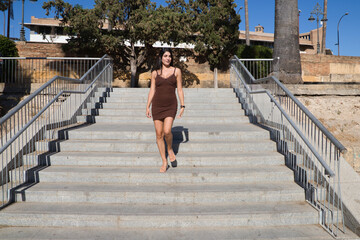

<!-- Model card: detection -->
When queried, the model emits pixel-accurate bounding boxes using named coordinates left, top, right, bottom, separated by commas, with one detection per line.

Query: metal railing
left=0, top=55, right=112, bottom=208
left=0, top=57, right=100, bottom=84
left=238, top=58, right=273, bottom=79
left=231, top=56, right=345, bottom=237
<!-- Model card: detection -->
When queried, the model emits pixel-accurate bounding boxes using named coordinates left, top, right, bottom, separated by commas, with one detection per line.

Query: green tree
left=0, top=0, right=9, bottom=11
left=273, top=0, right=302, bottom=83
left=189, top=0, right=240, bottom=84
left=43, top=0, right=184, bottom=87
left=236, top=44, right=272, bottom=59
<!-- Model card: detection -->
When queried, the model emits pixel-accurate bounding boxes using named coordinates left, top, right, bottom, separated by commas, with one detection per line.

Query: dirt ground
left=297, top=96, right=360, bottom=174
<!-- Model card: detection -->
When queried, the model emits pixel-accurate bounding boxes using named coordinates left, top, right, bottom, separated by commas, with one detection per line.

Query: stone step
left=0, top=201, right=319, bottom=228
left=77, top=115, right=250, bottom=124
left=23, top=182, right=304, bottom=204
left=107, top=87, right=234, bottom=93
left=91, top=108, right=245, bottom=117
left=95, top=102, right=244, bottom=110
left=94, top=96, right=239, bottom=104
left=38, top=139, right=277, bottom=153
left=46, top=151, right=284, bottom=167
left=100, top=93, right=238, bottom=100
left=36, top=166, right=294, bottom=184
left=64, top=123, right=268, bottom=141
left=0, top=225, right=343, bottom=240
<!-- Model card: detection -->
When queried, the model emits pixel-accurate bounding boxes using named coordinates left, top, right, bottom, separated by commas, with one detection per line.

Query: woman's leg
left=163, top=117, right=176, bottom=162
left=154, top=120, right=168, bottom=172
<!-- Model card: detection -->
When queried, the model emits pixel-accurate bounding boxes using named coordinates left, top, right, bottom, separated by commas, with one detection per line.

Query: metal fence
left=0, top=57, right=100, bottom=84
left=238, top=58, right=274, bottom=79
left=0, top=55, right=112, bottom=208
left=231, top=56, right=345, bottom=237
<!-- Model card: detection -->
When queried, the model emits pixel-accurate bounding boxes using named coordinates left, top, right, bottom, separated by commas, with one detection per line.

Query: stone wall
left=301, top=54, right=360, bottom=83
left=16, top=41, right=68, bottom=58
left=286, top=83, right=360, bottom=174
left=16, top=42, right=229, bottom=88
left=114, top=57, right=229, bottom=88
left=16, top=42, right=360, bottom=87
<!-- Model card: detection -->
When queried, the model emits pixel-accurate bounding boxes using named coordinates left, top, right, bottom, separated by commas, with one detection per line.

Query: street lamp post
left=336, top=12, right=349, bottom=56
left=308, top=3, right=327, bottom=54
left=20, top=0, right=25, bottom=41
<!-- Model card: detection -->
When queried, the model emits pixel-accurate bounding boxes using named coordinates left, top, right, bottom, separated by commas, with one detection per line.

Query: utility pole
left=321, top=0, right=327, bottom=54
left=245, top=0, right=250, bottom=46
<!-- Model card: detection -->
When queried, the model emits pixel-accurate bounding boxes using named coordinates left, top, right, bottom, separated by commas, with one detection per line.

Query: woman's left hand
left=177, top=107, right=184, bottom=118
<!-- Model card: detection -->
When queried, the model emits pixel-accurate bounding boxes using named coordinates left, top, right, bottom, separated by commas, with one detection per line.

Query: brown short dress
left=151, top=68, right=178, bottom=121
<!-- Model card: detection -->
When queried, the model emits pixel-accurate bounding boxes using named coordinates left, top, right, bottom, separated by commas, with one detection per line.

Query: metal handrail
left=0, top=55, right=108, bottom=125
left=0, top=57, right=101, bottom=60
left=0, top=63, right=110, bottom=155
left=0, top=56, right=101, bottom=85
left=255, top=76, right=347, bottom=153
left=232, top=65, right=334, bottom=176
left=1, top=54, right=112, bottom=208
left=236, top=55, right=346, bottom=153
left=231, top=56, right=345, bottom=237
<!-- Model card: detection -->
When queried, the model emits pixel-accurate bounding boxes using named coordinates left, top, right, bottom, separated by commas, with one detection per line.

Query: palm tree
left=245, top=0, right=249, bottom=46
left=0, top=0, right=8, bottom=35
left=321, top=0, right=327, bottom=54
left=273, top=0, right=302, bottom=83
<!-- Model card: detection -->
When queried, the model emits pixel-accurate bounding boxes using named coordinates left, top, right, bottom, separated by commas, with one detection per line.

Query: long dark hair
left=153, top=48, right=174, bottom=74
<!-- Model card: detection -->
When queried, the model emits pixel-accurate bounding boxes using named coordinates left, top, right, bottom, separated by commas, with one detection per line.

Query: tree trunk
left=245, top=0, right=250, bottom=46
left=130, top=43, right=138, bottom=88
left=3, top=11, right=5, bottom=36
left=321, top=0, right=327, bottom=54
left=273, top=0, right=302, bottom=84
left=7, top=0, right=10, bottom=38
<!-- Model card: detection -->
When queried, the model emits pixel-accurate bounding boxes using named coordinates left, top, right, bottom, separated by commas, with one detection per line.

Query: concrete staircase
left=0, top=88, right=355, bottom=239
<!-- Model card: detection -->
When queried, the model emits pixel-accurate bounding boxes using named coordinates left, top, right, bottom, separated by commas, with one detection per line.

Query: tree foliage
left=0, top=35, right=19, bottom=57
left=43, top=0, right=194, bottom=87
left=236, top=44, right=272, bottom=59
left=42, top=0, right=240, bottom=86
left=189, top=0, right=240, bottom=71
left=0, top=0, right=9, bottom=12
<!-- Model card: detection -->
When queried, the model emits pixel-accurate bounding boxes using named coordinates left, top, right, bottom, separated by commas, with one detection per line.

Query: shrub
left=0, top=35, right=19, bottom=57
left=235, top=44, right=273, bottom=78
left=236, top=44, right=272, bottom=59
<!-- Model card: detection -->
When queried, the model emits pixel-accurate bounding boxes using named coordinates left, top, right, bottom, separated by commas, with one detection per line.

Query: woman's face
left=161, top=51, right=172, bottom=67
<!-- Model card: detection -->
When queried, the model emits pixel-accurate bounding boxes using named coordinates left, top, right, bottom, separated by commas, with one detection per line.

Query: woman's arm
left=146, top=71, right=157, bottom=118
left=175, top=68, right=185, bottom=118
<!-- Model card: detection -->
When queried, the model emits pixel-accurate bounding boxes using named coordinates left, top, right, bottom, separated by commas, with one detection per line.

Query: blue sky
left=1, top=0, right=359, bottom=56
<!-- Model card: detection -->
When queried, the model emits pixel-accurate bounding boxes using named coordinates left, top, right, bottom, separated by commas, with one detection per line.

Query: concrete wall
left=301, top=54, right=360, bottom=83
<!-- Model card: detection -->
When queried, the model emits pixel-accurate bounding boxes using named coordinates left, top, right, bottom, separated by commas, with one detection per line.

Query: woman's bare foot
left=160, top=163, right=169, bottom=173
left=168, top=149, right=177, bottom=162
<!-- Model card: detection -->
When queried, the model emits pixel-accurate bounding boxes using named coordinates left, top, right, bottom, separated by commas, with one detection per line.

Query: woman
left=146, top=48, right=185, bottom=173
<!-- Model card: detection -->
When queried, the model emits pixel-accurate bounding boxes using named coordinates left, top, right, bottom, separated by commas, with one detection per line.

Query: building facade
left=24, top=17, right=325, bottom=54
